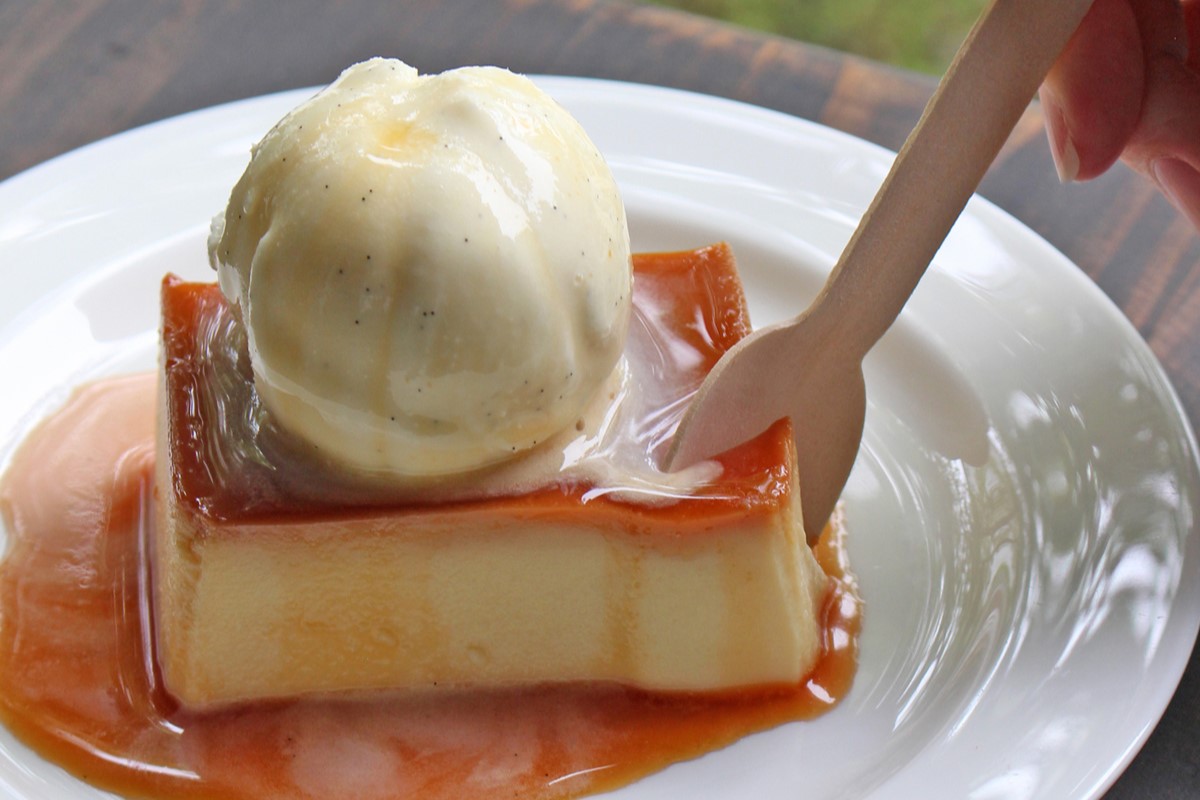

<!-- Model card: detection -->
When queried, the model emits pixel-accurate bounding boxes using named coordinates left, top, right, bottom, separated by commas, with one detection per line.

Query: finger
left=1186, top=0, right=1200, bottom=71
left=1127, top=0, right=1188, bottom=60
left=1040, top=0, right=1144, bottom=181
left=1153, top=156, right=1200, bottom=228
left=1124, top=55, right=1200, bottom=228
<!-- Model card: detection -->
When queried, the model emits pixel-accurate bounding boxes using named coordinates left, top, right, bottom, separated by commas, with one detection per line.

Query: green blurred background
left=647, top=0, right=989, bottom=74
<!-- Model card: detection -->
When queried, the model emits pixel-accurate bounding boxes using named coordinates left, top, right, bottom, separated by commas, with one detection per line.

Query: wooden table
left=1, top=1, right=1196, bottom=797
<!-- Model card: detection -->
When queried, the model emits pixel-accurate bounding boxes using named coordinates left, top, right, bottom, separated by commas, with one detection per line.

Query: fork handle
left=810, top=0, right=1093, bottom=358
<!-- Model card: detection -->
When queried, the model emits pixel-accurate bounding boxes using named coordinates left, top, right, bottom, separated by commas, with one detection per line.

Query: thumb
left=1040, top=0, right=1144, bottom=181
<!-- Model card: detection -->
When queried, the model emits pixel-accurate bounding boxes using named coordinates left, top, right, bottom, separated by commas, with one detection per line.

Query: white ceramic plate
left=1, top=77, right=1197, bottom=800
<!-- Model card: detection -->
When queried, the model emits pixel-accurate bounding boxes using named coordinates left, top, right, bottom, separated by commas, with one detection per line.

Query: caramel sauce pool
left=0, top=377, right=860, bottom=799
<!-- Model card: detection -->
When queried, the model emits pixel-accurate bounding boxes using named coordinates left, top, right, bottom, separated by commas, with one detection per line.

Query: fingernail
left=1041, top=90, right=1079, bottom=183
left=1152, top=158, right=1200, bottom=230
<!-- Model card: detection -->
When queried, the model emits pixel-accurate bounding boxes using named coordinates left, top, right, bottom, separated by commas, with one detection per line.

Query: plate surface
left=1, top=77, right=1198, bottom=800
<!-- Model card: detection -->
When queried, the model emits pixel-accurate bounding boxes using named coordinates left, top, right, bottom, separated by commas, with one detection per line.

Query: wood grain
left=0, top=1, right=1196, bottom=797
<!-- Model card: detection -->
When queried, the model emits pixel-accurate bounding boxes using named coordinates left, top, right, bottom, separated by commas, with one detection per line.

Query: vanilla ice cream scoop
left=209, top=59, right=632, bottom=478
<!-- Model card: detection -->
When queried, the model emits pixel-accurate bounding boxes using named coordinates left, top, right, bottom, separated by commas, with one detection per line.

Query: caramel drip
left=0, top=376, right=860, bottom=800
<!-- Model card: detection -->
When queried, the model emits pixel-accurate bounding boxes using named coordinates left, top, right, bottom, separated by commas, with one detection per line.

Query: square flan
left=154, top=243, right=830, bottom=709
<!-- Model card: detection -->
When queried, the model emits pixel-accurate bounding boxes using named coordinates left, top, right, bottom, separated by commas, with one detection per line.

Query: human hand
left=1040, top=0, right=1200, bottom=228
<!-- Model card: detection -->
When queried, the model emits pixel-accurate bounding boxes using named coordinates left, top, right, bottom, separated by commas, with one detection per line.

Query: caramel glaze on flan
left=155, top=243, right=829, bottom=709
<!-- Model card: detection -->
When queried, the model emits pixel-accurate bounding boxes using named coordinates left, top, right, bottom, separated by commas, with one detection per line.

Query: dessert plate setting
left=0, top=77, right=1197, bottom=800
